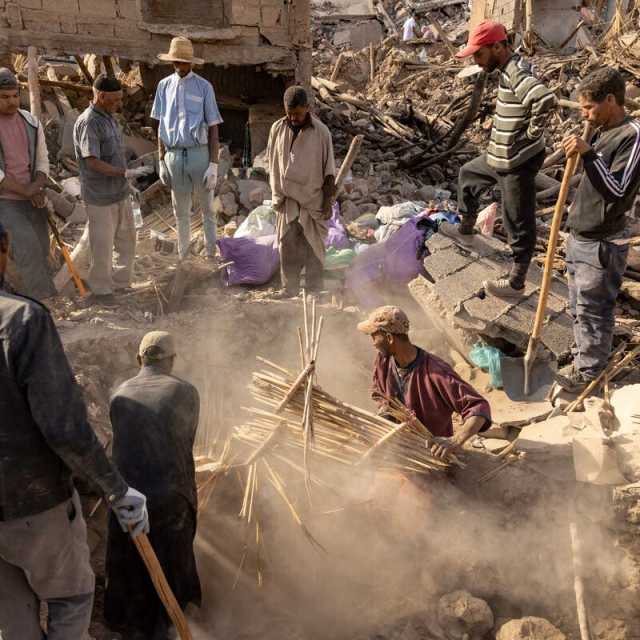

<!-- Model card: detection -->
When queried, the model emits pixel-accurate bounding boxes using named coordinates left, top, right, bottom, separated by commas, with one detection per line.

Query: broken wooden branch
left=27, top=46, right=41, bottom=122
left=74, top=55, right=94, bottom=85
left=335, top=134, right=364, bottom=197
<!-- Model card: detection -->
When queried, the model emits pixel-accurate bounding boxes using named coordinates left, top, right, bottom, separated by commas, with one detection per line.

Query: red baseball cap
left=456, top=20, right=508, bottom=58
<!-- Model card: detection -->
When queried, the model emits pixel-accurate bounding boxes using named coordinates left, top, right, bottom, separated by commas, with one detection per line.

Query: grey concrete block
left=434, top=261, right=502, bottom=310
left=423, top=247, right=471, bottom=281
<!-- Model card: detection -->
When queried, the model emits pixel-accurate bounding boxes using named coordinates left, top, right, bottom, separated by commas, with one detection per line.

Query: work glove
left=158, top=159, right=171, bottom=188
left=111, top=487, right=150, bottom=539
left=203, top=162, right=219, bottom=191
left=125, top=165, right=154, bottom=180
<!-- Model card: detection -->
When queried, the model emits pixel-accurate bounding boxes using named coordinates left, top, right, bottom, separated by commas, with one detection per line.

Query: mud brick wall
left=0, top=0, right=310, bottom=75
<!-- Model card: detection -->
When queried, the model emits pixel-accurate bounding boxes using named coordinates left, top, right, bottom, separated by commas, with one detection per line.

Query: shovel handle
left=530, top=122, right=593, bottom=341
left=47, top=210, right=87, bottom=297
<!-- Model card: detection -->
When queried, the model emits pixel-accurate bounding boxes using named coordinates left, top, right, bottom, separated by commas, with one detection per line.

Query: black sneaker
left=555, top=366, right=591, bottom=393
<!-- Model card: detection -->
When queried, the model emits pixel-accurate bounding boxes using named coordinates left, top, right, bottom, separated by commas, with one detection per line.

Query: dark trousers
left=280, top=219, right=324, bottom=293
left=566, top=234, right=629, bottom=379
left=457, top=151, right=544, bottom=267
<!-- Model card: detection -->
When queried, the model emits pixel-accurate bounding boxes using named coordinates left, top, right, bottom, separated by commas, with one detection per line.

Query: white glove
left=111, top=487, right=150, bottom=538
left=203, top=162, right=219, bottom=191
left=158, top=159, right=171, bottom=187
left=125, top=165, right=154, bottom=180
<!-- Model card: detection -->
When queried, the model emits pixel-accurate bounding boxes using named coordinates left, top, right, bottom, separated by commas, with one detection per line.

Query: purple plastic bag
left=217, top=234, right=280, bottom=287
left=346, top=215, right=432, bottom=308
left=325, top=202, right=351, bottom=250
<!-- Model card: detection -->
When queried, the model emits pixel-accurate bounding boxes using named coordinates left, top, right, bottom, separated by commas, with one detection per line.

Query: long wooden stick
left=275, top=361, right=315, bottom=414
left=523, top=122, right=593, bottom=395
left=330, top=53, right=345, bottom=83
left=369, top=43, right=375, bottom=83
left=334, top=135, right=364, bottom=198
left=569, top=500, right=592, bottom=640
left=130, top=531, right=193, bottom=640
left=27, top=46, right=41, bottom=122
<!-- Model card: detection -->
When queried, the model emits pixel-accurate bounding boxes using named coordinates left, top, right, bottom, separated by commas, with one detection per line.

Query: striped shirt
left=569, top=116, right=640, bottom=240
left=487, top=53, right=556, bottom=171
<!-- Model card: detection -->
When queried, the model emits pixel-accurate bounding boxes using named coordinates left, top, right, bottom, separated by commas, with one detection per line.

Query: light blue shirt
left=150, top=71, right=223, bottom=149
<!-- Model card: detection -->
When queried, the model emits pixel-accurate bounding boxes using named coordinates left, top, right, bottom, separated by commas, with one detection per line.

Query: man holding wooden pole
left=268, top=86, right=336, bottom=298
left=556, top=68, right=640, bottom=393
left=0, top=220, right=149, bottom=640
left=451, top=21, right=556, bottom=299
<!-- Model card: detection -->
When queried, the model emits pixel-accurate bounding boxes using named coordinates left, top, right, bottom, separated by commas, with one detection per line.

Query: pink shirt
left=0, top=113, right=30, bottom=200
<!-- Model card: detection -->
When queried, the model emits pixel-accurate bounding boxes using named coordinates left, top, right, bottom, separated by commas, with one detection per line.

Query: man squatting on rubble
left=358, top=306, right=492, bottom=460
left=268, top=86, right=336, bottom=298
left=152, top=36, right=223, bottom=262
left=0, top=220, right=149, bottom=639
left=105, top=331, right=201, bottom=639
left=0, top=68, right=56, bottom=301
left=556, top=67, right=640, bottom=393
left=73, top=74, right=153, bottom=307
left=453, top=21, right=557, bottom=299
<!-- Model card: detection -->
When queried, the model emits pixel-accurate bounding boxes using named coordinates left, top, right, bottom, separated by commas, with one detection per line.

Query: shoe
left=439, top=220, right=476, bottom=245
left=271, top=288, right=298, bottom=300
left=555, top=365, right=591, bottom=394
left=483, top=278, right=526, bottom=300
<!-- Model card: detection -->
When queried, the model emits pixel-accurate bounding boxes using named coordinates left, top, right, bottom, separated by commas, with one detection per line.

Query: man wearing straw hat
left=152, top=36, right=223, bottom=262
left=358, top=306, right=491, bottom=460
left=105, top=331, right=201, bottom=639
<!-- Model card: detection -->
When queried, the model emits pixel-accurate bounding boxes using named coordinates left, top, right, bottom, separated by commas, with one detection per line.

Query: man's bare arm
left=86, top=157, right=125, bottom=177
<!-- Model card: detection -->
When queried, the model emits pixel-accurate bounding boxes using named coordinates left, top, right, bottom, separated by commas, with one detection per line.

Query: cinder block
left=78, top=0, right=115, bottom=18
left=232, top=0, right=259, bottom=25
left=5, top=3, right=24, bottom=27
left=423, top=247, right=471, bottom=281
left=77, top=19, right=115, bottom=36
left=115, top=0, right=137, bottom=19
left=24, top=17, right=60, bottom=31
left=59, top=17, right=77, bottom=32
left=434, top=261, right=502, bottom=311
left=114, top=20, right=149, bottom=39
left=43, top=0, right=78, bottom=13
left=20, top=0, right=42, bottom=8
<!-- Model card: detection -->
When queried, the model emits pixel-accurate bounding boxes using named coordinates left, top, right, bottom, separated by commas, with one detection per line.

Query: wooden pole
left=569, top=500, right=592, bottom=640
left=74, top=54, right=94, bottom=85
left=131, top=531, right=193, bottom=640
left=330, top=52, right=345, bottom=83
left=27, top=46, right=41, bottom=122
left=369, top=43, right=375, bottom=83
left=426, top=14, right=458, bottom=58
left=334, top=134, right=364, bottom=197
left=102, top=55, right=115, bottom=79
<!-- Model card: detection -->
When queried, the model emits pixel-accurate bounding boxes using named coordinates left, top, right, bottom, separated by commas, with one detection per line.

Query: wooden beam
left=74, top=55, right=94, bottom=85
left=27, top=46, right=41, bottom=122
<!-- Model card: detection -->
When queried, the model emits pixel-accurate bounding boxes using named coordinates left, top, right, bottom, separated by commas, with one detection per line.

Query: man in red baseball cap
left=445, top=20, right=556, bottom=300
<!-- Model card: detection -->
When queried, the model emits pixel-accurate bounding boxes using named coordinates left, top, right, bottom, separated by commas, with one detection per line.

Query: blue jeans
left=566, top=234, right=629, bottom=379
left=165, top=146, right=217, bottom=259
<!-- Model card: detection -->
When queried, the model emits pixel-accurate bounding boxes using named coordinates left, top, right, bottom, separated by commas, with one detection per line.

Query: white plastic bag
left=234, top=205, right=276, bottom=239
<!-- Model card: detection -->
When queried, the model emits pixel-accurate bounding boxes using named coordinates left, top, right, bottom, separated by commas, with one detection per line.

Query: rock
left=416, top=185, right=437, bottom=202
left=249, top=185, right=271, bottom=209
left=339, top=200, right=360, bottom=224
left=437, top=590, right=494, bottom=640
left=593, top=618, right=630, bottom=640
left=358, top=202, right=378, bottom=216
left=213, top=192, right=239, bottom=218
left=496, top=617, right=566, bottom=640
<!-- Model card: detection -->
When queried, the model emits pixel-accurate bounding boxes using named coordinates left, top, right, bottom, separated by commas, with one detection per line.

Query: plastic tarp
left=325, top=203, right=351, bottom=250
left=217, top=234, right=280, bottom=287
left=345, top=215, right=437, bottom=307
left=234, top=205, right=276, bottom=239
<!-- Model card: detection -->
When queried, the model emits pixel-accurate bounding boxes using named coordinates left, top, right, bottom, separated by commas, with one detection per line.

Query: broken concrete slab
left=411, top=230, right=574, bottom=362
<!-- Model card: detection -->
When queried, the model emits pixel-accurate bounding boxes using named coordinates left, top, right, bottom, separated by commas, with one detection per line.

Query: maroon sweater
left=371, top=349, right=492, bottom=437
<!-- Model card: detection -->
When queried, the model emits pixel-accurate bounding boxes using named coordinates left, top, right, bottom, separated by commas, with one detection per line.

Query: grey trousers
left=566, top=234, right=629, bottom=379
left=0, top=198, right=56, bottom=300
left=86, top=198, right=136, bottom=295
left=280, top=219, right=324, bottom=293
left=0, top=491, right=95, bottom=640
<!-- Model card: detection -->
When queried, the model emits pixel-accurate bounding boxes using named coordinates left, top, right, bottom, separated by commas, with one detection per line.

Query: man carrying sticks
left=105, top=331, right=201, bottom=640
left=358, top=306, right=491, bottom=459
left=555, top=68, right=640, bottom=393
left=268, top=86, right=336, bottom=299
left=450, top=21, right=556, bottom=300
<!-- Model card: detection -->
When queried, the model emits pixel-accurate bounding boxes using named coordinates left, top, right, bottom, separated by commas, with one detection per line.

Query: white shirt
left=403, top=16, right=417, bottom=41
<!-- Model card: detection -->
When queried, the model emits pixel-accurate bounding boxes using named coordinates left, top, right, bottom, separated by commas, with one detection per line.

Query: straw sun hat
left=157, top=36, right=205, bottom=65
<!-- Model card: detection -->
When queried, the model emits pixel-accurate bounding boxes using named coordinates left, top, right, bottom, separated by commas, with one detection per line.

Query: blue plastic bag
left=469, top=343, right=503, bottom=389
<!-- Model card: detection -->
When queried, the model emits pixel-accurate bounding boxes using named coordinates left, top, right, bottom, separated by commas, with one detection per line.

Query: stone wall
left=0, top=0, right=311, bottom=76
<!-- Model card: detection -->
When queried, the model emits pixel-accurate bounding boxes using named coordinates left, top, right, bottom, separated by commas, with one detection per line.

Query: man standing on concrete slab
left=268, top=86, right=336, bottom=298
left=452, top=21, right=556, bottom=300
left=556, top=68, right=640, bottom=393
left=105, top=331, right=201, bottom=640
left=73, top=74, right=152, bottom=307
left=358, top=306, right=491, bottom=460
left=0, top=68, right=56, bottom=301
left=152, top=36, right=223, bottom=262
left=0, top=220, right=149, bottom=640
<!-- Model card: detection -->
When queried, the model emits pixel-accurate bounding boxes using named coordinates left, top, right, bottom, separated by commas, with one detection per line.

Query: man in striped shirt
left=453, top=21, right=556, bottom=299
left=556, top=68, right=640, bottom=393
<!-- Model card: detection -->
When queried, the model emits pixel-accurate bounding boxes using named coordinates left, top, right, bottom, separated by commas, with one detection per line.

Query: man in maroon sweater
left=358, top=306, right=492, bottom=459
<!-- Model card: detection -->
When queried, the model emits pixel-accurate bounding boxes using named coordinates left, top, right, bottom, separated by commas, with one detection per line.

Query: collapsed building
left=0, top=0, right=313, bottom=158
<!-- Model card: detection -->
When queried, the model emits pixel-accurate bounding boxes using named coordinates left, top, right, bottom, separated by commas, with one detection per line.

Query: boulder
left=496, top=617, right=566, bottom=640
left=340, top=200, right=361, bottom=224
left=213, top=192, right=239, bottom=218
left=437, top=590, right=494, bottom=640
